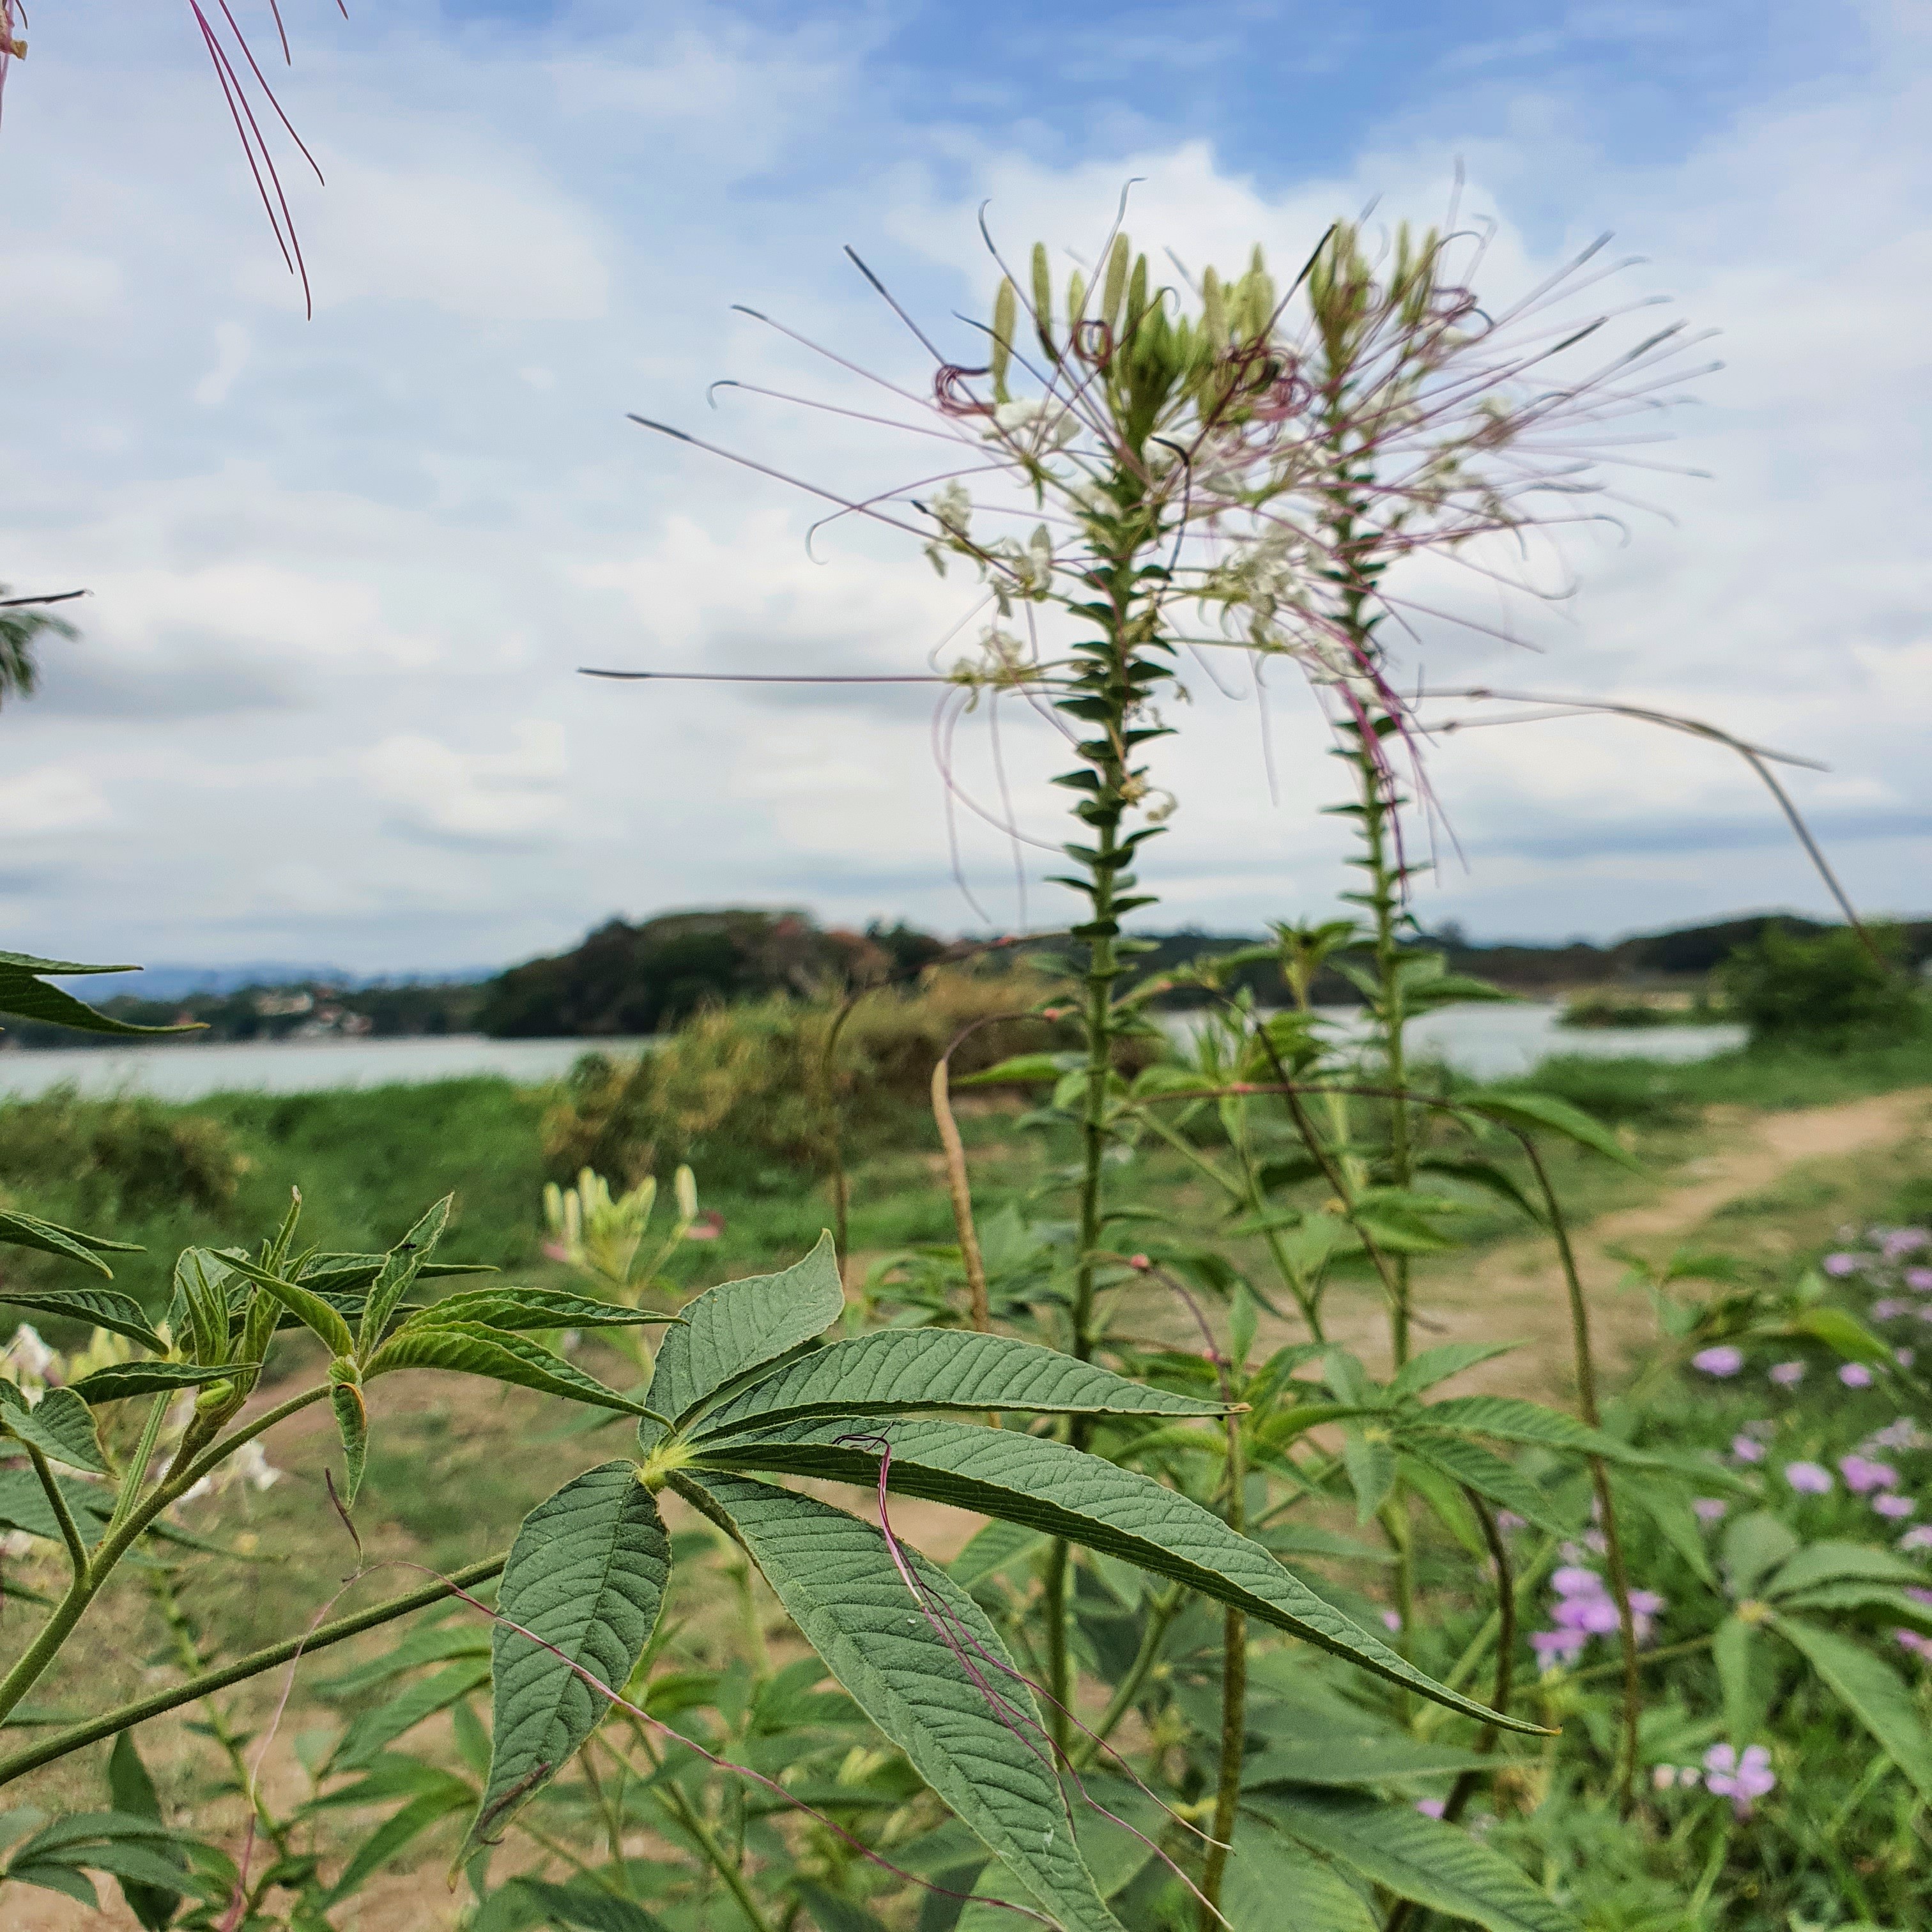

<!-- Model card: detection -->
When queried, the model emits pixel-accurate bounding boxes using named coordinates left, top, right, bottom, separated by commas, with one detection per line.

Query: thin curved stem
left=22, top=1444, right=88, bottom=1581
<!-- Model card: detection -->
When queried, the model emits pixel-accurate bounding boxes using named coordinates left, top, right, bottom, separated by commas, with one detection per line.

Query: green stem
left=0, top=1552, right=507, bottom=1787
left=658, top=1778, right=781, bottom=1932
left=1521, top=1137, right=1643, bottom=1816
left=1199, top=1410, right=1248, bottom=1928
left=1068, top=1586, right=1186, bottom=1773
left=103, top=1393, right=173, bottom=1541
left=22, top=1443, right=88, bottom=1581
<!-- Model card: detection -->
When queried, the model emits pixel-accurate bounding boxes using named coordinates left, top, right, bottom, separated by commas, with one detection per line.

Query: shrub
left=0, top=1087, right=245, bottom=1216
left=541, top=968, right=1067, bottom=1184
left=1718, top=923, right=1922, bottom=1050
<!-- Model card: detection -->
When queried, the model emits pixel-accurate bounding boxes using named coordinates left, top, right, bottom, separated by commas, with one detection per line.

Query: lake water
left=0, top=1006, right=1745, bottom=1103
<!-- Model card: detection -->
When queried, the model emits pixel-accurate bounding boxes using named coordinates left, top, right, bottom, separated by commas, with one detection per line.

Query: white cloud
left=0, top=765, right=111, bottom=836
left=363, top=723, right=569, bottom=843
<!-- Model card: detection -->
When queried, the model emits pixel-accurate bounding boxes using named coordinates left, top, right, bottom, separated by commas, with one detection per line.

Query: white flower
left=231, top=1440, right=283, bottom=1494
left=1, top=1529, right=38, bottom=1560
left=984, top=399, right=1078, bottom=450
left=3, top=1324, right=58, bottom=1391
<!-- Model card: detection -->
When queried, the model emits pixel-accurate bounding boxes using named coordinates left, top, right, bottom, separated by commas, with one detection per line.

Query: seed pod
left=1126, top=252, right=1149, bottom=341
left=1031, top=242, right=1054, bottom=357
left=1066, top=268, right=1087, bottom=330
left=1101, top=233, right=1130, bottom=335
left=991, top=279, right=1016, bottom=400
left=674, top=1163, right=698, bottom=1225
left=1201, top=266, right=1226, bottom=346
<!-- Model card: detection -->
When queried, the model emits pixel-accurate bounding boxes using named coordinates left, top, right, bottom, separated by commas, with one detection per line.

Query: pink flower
left=1768, top=1361, right=1806, bottom=1388
left=1908, top=1268, right=1932, bottom=1292
left=1839, top=1363, right=1876, bottom=1388
left=1413, top=1798, right=1446, bottom=1819
left=684, top=1211, right=726, bottom=1241
left=1895, top=1628, right=1932, bottom=1660
left=1552, top=1565, right=1604, bottom=1597
left=1731, top=1434, right=1767, bottom=1464
left=1874, top=1493, right=1917, bottom=1520
left=1784, top=1461, right=1834, bottom=1495
left=1381, top=1611, right=1402, bottom=1632
left=1691, top=1346, right=1745, bottom=1377
left=1530, top=1628, right=1587, bottom=1666
left=1823, top=1254, right=1862, bottom=1277
left=1883, top=1229, right=1929, bottom=1259
left=1703, top=1742, right=1775, bottom=1818
left=1899, top=1349, right=1917, bottom=1368
left=1898, top=1524, right=1932, bottom=1552
left=1628, top=1588, right=1667, bottom=1643
left=1905, top=1587, right=1932, bottom=1607
left=1872, top=1299, right=1912, bottom=1320
left=1692, top=1497, right=1728, bottom=1524
left=1839, top=1455, right=1899, bottom=1494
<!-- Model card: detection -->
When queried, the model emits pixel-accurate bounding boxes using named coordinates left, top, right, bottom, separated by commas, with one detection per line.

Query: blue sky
left=0, top=0, right=1926, bottom=972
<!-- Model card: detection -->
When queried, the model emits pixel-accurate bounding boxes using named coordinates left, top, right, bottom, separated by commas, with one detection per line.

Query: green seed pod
left=1126, top=252, right=1149, bottom=339
left=991, top=278, right=1016, bottom=401
left=1066, top=268, right=1087, bottom=330
left=1030, top=241, right=1054, bottom=357
left=1101, top=233, right=1130, bottom=336
left=1201, top=266, right=1226, bottom=346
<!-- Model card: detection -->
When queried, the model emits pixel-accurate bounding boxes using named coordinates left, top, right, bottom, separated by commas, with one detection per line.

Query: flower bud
left=1101, top=234, right=1129, bottom=337
left=991, top=279, right=1016, bottom=401
left=675, top=1164, right=698, bottom=1224
left=1030, top=243, right=1054, bottom=357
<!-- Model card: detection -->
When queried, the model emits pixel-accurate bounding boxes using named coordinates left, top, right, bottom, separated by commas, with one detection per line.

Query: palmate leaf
left=1220, top=1816, right=1377, bottom=1932
left=1414, top=1396, right=1687, bottom=1475
left=691, top=1420, right=1539, bottom=1732
left=1772, top=1614, right=1932, bottom=1802
left=691, top=1329, right=1229, bottom=1441
left=1386, top=1342, right=1522, bottom=1400
left=365, top=1322, right=656, bottom=1416
left=0, top=951, right=194, bottom=1038
left=647, top=1232, right=846, bottom=1426
left=0, top=1285, right=164, bottom=1352
left=0, top=1209, right=142, bottom=1278
left=0, top=1468, right=114, bottom=1543
left=1459, top=1089, right=1643, bottom=1173
left=0, top=1386, right=109, bottom=1474
left=477, top=1462, right=670, bottom=1841
left=680, top=1470, right=1125, bottom=1932
left=1248, top=1789, right=1579, bottom=1932
left=400, top=1289, right=679, bottom=1335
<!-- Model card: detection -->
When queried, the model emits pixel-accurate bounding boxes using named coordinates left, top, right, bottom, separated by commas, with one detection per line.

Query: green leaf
left=401, top=1289, right=677, bottom=1334
left=1396, top=1430, right=1567, bottom=1537
left=0, top=1468, right=113, bottom=1544
left=1387, top=1342, right=1522, bottom=1400
left=1250, top=1788, right=1578, bottom=1932
left=1713, top=1615, right=1761, bottom=1748
left=312, top=1624, right=491, bottom=1699
left=358, top=1196, right=454, bottom=1359
left=693, top=1421, right=1539, bottom=1732
left=947, top=1518, right=1048, bottom=1591
left=1611, top=1478, right=1717, bottom=1589
left=172, top=1248, right=237, bottom=1367
left=646, top=1232, right=846, bottom=1425
left=0, top=951, right=194, bottom=1038
left=1722, top=1511, right=1801, bottom=1598
left=691, top=1330, right=1228, bottom=1441
left=4, top=1860, right=100, bottom=1906
left=477, top=1462, right=670, bottom=1841
left=1242, top=1735, right=1496, bottom=1788
left=1777, top=1582, right=1932, bottom=1631
left=365, top=1322, right=656, bottom=1416
left=0, top=1387, right=108, bottom=1474
left=331, top=1659, right=492, bottom=1774
left=956, top=1052, right=1076, bottom=1087
left=1772, top=1614, right=1932, bottom=1801
left=681, top=1471, right=1124, bottom=1932
left=0, top=1285, right=163, bottom=1352
left=332, top=1382, right=369, bottom=1508
left=1416, top=1397, right=1676, bottom=1472
left=1461, top=1090, right=1643, bottom=1173
left=795, top=1878, right=892, bottom=1932
left=107, top=1732, right=181, bottom=1932
left=326, top=1784, right=473, bottom=1907
left=1221, top=1816, right=1376, bottom=1932
left=1340, top=1429, right=1398, bottom=1522
left=67, top=1361, right=236, bottom=1404
left=217, top=1252, right=355, bottom=1359
left=1411, top=1156, right=1545, bottom=1225
left=512, top=1876, right=671, bottom=1932
left=1767, top=1541, right=1931, bottom=1600
left=0, top=1209, right=142, bottom=1278
left=1782, top=1305, right=1894, bottom=1368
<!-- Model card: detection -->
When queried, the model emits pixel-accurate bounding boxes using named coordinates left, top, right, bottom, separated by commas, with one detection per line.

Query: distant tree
left=1717, top=923, right=1922, bottom=1050
left=0, top=587, right=78, bottom=708
left=863, top=919, right=947, bottom=979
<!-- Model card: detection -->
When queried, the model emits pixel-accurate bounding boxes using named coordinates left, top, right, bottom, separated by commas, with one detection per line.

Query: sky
left=1, top=0, right=1927, bottom=975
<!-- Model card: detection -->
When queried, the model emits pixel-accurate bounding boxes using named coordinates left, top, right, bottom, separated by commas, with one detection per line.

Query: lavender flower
left=1899, top=1349, right=1917, bottom=1368
left=1867, top=1418, right=1928, bottom=1452
left=1899, top=1524, right=1932, bottom=1552
left=1823, top=1254, right=1862, bottom=1278
left=1692, top=1497, right=1729, bottom=1525
left=1839, top=1455, right=1900, bottom=1494
left=1692, top=1346, right=1745, bottom=1378
left=1839, top=1363, right=1876, bottom=1388
left=1413, top=1798, right=1446, bottom=1819
left=1767, top=1361, right=1806, bottom=1389
left=1873, top=1493, right=1917, bottom=1520
left=1883, top=1229, right=1929, bottom=1259
left=1703, top=1743, right=1775, bottom=1818
left=1784, top=1461, right=1834, bottom=1495
left=1894, top=1629, right=1932, bottom=1661
left=1908, top=1268, right=1932, bottom=1292
left=1871, top=1299, right=1912, bottom=1321
left=1529, top=1627, right=1588, bottom=1667
left=1731, top=1434, right=1767, bottom=1464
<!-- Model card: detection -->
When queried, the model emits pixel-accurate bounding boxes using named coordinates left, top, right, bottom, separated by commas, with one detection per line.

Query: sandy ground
left=10, top=1087, right=1928, bottom=1929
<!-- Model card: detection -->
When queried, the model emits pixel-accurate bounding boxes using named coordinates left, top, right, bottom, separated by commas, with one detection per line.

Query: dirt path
left=1310, top=1086, right=1932, bottom=1403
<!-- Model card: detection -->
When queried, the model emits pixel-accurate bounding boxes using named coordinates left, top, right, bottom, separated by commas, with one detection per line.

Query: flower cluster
left=1650, top=1744, right=1777, bottom=1817
left=1529, top=1558, right=1664, bottom=1668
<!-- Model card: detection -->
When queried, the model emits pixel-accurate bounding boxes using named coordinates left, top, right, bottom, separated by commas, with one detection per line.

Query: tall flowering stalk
left=627, top=197, right=1705, bottom=1912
